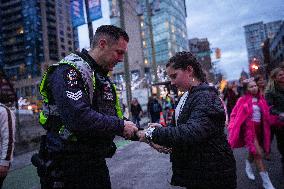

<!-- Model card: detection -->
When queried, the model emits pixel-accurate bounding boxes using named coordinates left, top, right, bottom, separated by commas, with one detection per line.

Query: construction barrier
left=159, top=112, right=166, bottom=127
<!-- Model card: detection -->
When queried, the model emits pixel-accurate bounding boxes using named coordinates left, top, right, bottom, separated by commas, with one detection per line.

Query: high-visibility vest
left=39, top=53, right=123, bottom=141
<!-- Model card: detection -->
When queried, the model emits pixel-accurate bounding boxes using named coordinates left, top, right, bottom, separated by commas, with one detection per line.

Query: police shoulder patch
left=64, top=68, right=80, bottom=87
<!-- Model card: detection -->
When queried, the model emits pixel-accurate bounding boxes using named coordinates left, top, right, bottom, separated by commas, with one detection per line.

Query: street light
left=251, top=64, right=259, bottom=70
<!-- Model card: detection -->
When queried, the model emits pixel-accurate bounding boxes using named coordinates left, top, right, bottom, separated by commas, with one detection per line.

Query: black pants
left=40, top=158, right=111, bottom=189
left=275, top=127, right=284, bottom=164
left=0, top=176, right=6, bottom=189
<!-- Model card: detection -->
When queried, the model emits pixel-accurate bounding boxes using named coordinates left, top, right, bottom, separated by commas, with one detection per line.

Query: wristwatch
left=145, top=127, right=156, bottom=142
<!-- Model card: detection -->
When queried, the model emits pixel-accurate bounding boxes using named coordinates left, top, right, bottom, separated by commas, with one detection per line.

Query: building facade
left=138, top=0, right=188, bottom=82
left=270, top=22, right=284, bottom=70
left=108, top=0, right=144, bottom=89
left=244, top=20, right=283, bottom=67
left=0, top=0, right=75, bottom=101
left=188, top=38, right=212, bottom=72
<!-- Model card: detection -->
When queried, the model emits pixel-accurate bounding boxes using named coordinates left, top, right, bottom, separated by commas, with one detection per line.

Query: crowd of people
left=0, top=24, right=283, bottom=189
left=225, top=65, right=284, bottom=189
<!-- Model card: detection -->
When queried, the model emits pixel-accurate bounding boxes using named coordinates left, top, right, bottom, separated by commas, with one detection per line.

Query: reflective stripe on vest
left=39, top=53, right=123, bottom=138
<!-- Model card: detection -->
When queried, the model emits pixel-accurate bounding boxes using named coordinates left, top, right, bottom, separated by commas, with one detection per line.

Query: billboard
left=88, top=0, right=103, bottom=21
left=71, top=0, right=86, bottom=27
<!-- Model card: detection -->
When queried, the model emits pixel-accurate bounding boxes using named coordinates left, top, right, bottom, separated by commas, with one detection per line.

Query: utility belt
left=41, top=133, right=117, bottom=158
left=32, top=134, right=116, bottom=181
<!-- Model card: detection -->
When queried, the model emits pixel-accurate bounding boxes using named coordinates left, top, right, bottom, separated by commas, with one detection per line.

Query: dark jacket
left=152, top=84, right=236, bottom=189
left=44, top=49, right=125, bottom=158
left=265, top=85, right=284, bottom=115
left=148, top=99, right=162, bottom=120
left=131, top=103, right=142, bottom=117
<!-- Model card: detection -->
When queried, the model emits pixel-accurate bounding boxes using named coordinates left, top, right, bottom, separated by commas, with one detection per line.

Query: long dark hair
left=166, top=51, right=207, bottom=82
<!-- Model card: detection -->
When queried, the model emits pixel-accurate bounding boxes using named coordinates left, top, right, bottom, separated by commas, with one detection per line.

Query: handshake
left=123, top=121, right=172, bottom=154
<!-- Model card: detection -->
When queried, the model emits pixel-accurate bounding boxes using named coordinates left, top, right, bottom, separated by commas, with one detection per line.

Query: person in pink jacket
left=228, top=78, right=275, bottom=189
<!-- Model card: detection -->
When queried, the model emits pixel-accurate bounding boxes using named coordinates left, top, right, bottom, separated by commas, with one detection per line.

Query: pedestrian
left=237, top=77, right=245, bottom=96
left=265, top=66, right=284, bottom=173
left=0, top=102, right=15, bottom=189
left=228, top=78, right=275, bottom=189
left=223, top=81, right=240, bottom=117
left=32, top=25, right=138, bottom=189
left=130, top=98, right=143, bottom=128
left=255, top=74, right=266, bottom=96
left=137, top=51, right=237, bottom=189
left=147, top=95, right=162, bottom=123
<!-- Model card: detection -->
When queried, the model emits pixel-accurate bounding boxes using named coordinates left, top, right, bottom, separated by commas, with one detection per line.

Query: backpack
left=152, top=101, right=162, bottom=113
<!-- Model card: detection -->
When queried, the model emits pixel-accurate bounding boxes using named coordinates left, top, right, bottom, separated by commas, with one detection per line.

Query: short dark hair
left=92, top=25, right=129, bottom=48
left=166, top=51, right=207, bottom=82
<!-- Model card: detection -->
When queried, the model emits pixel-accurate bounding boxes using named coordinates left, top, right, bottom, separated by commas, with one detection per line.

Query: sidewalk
left=3, top=117, right=150, bottom=189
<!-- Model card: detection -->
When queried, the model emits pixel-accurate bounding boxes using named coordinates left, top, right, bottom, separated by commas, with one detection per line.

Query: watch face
left=145, top=127, right=155, bottom=140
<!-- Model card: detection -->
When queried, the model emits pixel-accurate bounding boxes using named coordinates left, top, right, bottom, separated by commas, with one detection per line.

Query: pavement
left=3, top=118, right=284, bottom=189
left=2, top=117, right=150, bottom=189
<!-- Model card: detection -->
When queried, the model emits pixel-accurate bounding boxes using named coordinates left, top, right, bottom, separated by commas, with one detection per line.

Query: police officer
left=34, top=25, right=138, bottom=189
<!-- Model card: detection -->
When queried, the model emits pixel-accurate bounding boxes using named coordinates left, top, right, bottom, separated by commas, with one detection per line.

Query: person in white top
left=0, top=102, right=15, bottom=188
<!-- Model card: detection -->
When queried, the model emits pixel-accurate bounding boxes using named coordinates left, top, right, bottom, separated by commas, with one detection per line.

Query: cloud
left=186, top=0, right=284, bottom=80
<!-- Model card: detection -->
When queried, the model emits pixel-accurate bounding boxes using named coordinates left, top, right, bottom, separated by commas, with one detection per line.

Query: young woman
left=138, top=51, right=236, bottom=189
left=229, top=78, right=274, bottom=189
left=265, top=66, right=284, bottom=172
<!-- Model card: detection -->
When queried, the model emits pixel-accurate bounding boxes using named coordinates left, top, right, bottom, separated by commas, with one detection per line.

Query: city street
left=3, top=132, right=284, bottom=189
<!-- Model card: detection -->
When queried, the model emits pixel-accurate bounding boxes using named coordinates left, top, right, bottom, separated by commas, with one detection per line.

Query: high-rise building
left=270, top=22, right=284, bottom=70
left=138, top=0, right=188, bottom=82
left=188, top=38, right=212, bottom=70
left=244, top=20, right=283, bottom=66
left=0, top=0, right=75, bottom=100
left=108, top=0, right=144, bottom=89
left=188, top=38, right=214, bottom=82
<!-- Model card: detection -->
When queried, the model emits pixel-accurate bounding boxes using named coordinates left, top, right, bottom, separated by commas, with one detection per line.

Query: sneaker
left=259, top=171, right=275, bottom=189
left=245, top=160, right=255, bottom=180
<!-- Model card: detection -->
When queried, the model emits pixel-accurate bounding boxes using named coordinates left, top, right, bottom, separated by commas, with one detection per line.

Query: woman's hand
left=150, top=142, right=172, bottom=154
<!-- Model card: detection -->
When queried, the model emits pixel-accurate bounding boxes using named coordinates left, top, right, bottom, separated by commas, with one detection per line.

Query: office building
left=244, top=20, right=283, bottom=66
left=138, top=0, right=188, bottom=82
left=188, top=38, right=212, bottom=71
left=270, top=22, right=284, bottom=70
left=0, top=0, right=75, bottom=101
left=108, top=0, right=144, bottom=89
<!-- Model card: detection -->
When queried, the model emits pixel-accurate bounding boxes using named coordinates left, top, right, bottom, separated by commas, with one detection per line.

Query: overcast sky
left=78, top=0, right=284, bottom=80
left=185, top=0, right=284, bottom=80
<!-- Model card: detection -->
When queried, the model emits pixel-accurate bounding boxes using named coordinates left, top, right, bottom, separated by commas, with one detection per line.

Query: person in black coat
left=265, top=66, right=284, bottom=172
left=137, top=51, right=237, bottom=189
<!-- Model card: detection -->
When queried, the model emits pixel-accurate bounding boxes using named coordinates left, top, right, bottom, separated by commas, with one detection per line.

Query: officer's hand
left=123, top=121, right=138, bottom=140
left=0, top=165, right=9, bottom=177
